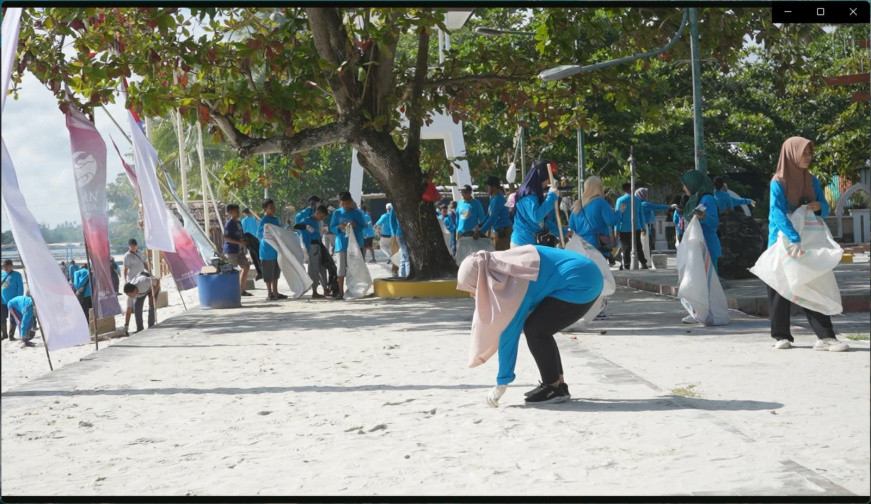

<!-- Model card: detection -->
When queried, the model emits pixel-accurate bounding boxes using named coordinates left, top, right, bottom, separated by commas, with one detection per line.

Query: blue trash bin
left=197, top=271, right=242, bottom=309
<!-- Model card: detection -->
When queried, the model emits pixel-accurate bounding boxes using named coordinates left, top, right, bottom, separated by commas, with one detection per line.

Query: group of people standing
left=458, top=135, right=850, bottom=408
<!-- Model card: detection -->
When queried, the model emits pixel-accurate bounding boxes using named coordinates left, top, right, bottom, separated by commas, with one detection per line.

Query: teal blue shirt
left=614, top=194, right=647, bottom=232
left=714, top=190, right=751, bottom=212
left=480, top=193, right=512, bottom=233
left=568, top=197, right=621, bottom=247
left=6, top=295, right=34, bottom=337
left=510, top=192, right=559, bottom=246
left=73, top=268, right=91, bottom=297
left=495, top=246, right=604, bottom=385
left=767, top=177, right=828, bottom=247
left=1, top=270, right=24, bottom=305
left=376, top=211, right=393, bottom=237
left=456, top=199, right=485, bottom=234
left=257, top=215, right=281, bottom=260
left=241, top=215, right=259, bottom=236
left=330, top=208, right=367, bottom=252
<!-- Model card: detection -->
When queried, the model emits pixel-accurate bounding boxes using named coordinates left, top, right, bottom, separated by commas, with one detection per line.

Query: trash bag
left=749, top=206, right=843, bottom=315
left=505, top=162, right=517, bottom=184
left=564, top=235, right=615, bottom=296
left=455, top=235, right=495, bottom=266
left=344, top=234, right=372, bottom=299
left=640, top=229, right=654, bottom=269
left=437, top=217, right=452, bottom=252
left=261, top=223, right=311, bottom=299
left=676, top=218, right=730, bottom=326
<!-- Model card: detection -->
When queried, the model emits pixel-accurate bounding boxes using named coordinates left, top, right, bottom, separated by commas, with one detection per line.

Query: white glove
left=486, top=385, right=507, bottom=407
left=619, top=204, right=627, bottom=213
left=548, top=186, right=559, bottom=196
left=306, top=225, right=315, bottom=233
left=786, top=241, right=803, bottom=258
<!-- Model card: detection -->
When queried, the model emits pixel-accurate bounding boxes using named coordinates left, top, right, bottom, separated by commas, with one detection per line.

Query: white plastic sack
left=294, top=230, right=309, bottom=264
left=749, top=206, right=843, bottom=315
left=262, top=223, right=311, bottom=299
left=344, top=232, right=373, bottom=299
left=641, top=230, right=654, bottom=269
left=455, top=235, right=495, bottom=266
left=564, top=235, right=616, bottom=296
left=676, top=218, right=730, bottom=326
left=438, top=217, right=452, bottom=252
left=505, top=162, right=517, bottom=184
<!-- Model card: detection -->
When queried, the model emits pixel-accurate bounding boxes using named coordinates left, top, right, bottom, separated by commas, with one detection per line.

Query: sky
left=2, top=71, right=131, bottom=229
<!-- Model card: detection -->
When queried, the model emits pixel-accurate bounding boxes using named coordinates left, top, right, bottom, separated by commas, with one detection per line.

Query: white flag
left=127, top=111, right=176, bottom=252
left=1, top=7, right=22, bottom=113
left=1, top=140, right=91, bottom=350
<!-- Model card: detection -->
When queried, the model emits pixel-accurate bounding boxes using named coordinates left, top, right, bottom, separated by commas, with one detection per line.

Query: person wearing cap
left=2, top=259, right=24, bottom=340
left=5, top=295, right=36, bottom=346
left=510, top=160, right=562, bottom=247
left=123, top=239, right=149, bottom=282
left=329, top=191, right=367, bottom=299
left=456, top=185, right=486, bottom=241
left=241, top=208, right=264, bottom=281
left=481, top=176, right=513, bottom=251
left=123, top=271, right=158, bottom=334
left=375, top=203, right=395, bottom=264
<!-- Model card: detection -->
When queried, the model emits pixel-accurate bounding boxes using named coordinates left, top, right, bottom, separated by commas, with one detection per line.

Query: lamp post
left=688, top=8, right=707, bottom=174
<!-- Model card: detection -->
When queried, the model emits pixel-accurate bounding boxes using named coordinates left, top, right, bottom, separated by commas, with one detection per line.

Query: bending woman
left=767, top=137, right=848, bottom=352
left=510, top=160, right=561, bottom=247
left=457, top=245, right=604, bottom=406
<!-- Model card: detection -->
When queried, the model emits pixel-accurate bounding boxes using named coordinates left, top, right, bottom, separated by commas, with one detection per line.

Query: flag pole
left=83, top=241, right=98, bottom=351
left=21, top=268, right=54, bottom=371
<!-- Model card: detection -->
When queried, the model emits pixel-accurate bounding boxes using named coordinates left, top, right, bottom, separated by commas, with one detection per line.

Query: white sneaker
left=813, top=338, right=849, bottom=352
left=773, top=339, right=792, bottom=349
left=682, top=315, right=697, bottom=324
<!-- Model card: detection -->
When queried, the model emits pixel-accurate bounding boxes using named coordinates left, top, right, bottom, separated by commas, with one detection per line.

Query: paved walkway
left=2, top=280, right=868, bottom=497
left=613, top=262, right=870, bottom=315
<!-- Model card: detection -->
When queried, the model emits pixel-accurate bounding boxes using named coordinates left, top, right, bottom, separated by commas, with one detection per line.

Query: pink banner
left=65, top=104, right=121, bottom=318
left=112, top=141, right=203, bottom=291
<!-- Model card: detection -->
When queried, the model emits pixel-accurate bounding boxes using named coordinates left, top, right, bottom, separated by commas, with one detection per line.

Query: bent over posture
left=457, top=245, right=603, bottom=407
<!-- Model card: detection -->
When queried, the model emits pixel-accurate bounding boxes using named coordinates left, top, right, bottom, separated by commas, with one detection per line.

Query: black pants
left=134, top=293, right=155, bottom=333
left=79, top=296, right=92, bottom=318
left=243, top=233, right=263, bottom=278
left=523, top=296, right=600, bottom=385
left=619, top=231, right=647, bottom=268
left=767, top=287, right=835, bottom=341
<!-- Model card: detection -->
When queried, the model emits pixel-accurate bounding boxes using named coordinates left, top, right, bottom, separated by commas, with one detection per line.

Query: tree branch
left=305, top=7, right=361, bottom=114
left=403, top=25, right=430, bottom=161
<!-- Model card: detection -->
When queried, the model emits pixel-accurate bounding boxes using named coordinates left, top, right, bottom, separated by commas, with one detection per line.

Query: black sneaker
left=525, top=384, right=569, bottom=404
left=22, top=339, right=36, bottom=347
left=559, top=382, right=570, bottom=400
left=524, top=382, right=546, bottom=398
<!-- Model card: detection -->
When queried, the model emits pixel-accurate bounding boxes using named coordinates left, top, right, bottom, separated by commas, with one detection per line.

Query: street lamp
left=474, top=27, right=535, bottom=37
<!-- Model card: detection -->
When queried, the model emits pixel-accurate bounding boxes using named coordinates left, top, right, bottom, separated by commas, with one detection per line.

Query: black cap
left=461, top=184, right=473, bottom=193
left=128, top=239, right=138, bottom=246
left=486, top=176, right=501, bottom=187
left=307, top=195, right=321, bottom=204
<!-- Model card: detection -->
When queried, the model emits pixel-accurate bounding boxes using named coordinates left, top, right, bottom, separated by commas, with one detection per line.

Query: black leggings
left=767, top=287, right=835, bottom=341
left=523, top=296, right=599, bottom=385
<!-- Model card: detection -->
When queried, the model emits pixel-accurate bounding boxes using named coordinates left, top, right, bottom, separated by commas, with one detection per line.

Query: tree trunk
left=353, top=132, right=457, bottom=281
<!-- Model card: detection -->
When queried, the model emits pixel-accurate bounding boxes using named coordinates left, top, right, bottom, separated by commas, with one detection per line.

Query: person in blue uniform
left=240, top=208, right=263, bottom=281
left=439, top=203, right=457, bottom=256
left=457, top=245, right=603, bottom=406
left=257, top=199, right=286, bottom=301
left=481, top=177, right=513, bottom=251
left=510, top=160, right=561, bottom=247
left=568, top=176, right=624, bottom=265
left=766, top=137, right=848, bottom=352
left=2, top=259, right=24, bottom=340
left=681, top=170, right=721, bottom=273
left=329, top=192, right=367, bottom=299
left=294, top=204, right=331, bottom=299
left=6, top=295, right=36, bottom=346
left=361, top=205, right=377, bottom=263
left=375, top=203, right=394, bottom=264
left=72, top=266, right=92, bottom=317
left=67, top=260, right=78, bottom=285
left=614, top=183, right=649, bottom=269
left=456, top=184, right=486, bottom=240
left=387, top=203, right=410, bottom=278
left=713, top=177, right=754, bottom=213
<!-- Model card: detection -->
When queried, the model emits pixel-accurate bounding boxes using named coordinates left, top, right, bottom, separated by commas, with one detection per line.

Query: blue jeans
left=397, top=235, right=410, bottom=278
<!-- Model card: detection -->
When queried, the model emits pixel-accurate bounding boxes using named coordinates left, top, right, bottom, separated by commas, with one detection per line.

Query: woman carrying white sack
left=456, top=245, right=603, bottom=407
left=765, top=137, right=848, bottom=352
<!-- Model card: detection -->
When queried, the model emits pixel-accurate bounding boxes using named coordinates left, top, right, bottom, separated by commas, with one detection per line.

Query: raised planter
left=373, top=278, right=467, bottom=298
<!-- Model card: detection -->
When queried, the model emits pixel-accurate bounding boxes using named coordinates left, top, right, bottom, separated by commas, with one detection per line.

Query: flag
left=127, top=110, right=176, bottom=252
left=1, top=140, right=92, bottom=350
left=112, top=140, right=203, bottom=290
left=65, top=102, right=122, bottom=318
left=1, top=8, right=22, bottom=113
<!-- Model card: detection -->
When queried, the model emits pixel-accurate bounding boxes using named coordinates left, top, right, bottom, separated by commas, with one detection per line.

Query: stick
left=83, top=243, right=97, bottom=351
left=21, top=269, right=53, bottom=371
left=547, top=165, right=566, bottom=248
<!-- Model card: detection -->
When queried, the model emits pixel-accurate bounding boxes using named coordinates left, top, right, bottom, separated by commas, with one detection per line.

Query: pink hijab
left=456, top=245, right=540, bottom=368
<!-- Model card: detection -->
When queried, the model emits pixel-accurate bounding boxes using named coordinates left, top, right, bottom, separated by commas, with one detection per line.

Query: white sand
left=1, top=257, right=868, bottom=496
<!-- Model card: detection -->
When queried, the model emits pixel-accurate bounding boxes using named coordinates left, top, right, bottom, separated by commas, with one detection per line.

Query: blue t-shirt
left=73, top=268, right=91, bottom=297
left=6, top=295, right=34, bottom=336
left=456, top=199, right=485, bottom=234
left=1, top=270, right=24, bottom=305
left=714, top=190, right=751, bottom=213
left=376, top=212, right=393, bottom=237
left=495, top=246, right=604, bottom=385
left=614, top=194, right=647, bottom=232
left=241, top=215, right=259, bottom=236
left=767, top=177, right=828, bottom=248
left=68, top=263, right=78, bottom=280
left=388, top=209, right=404, bottom=238
left=510, top=192, right=559, bottom=246
left=691, top=194, right=721, bottom=259
left=257, top=215, right=281, bottom=260
left=362, top=213, right=376, bottom=239
left=223, top=219, right=243, bottom=254
left=568, top=197, right=621, bottom=247
left=330, top=208, right=367, bottom=252
left=481, top=193, right=512, bottom=233
left=673, top=209, right=685, bottom=236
